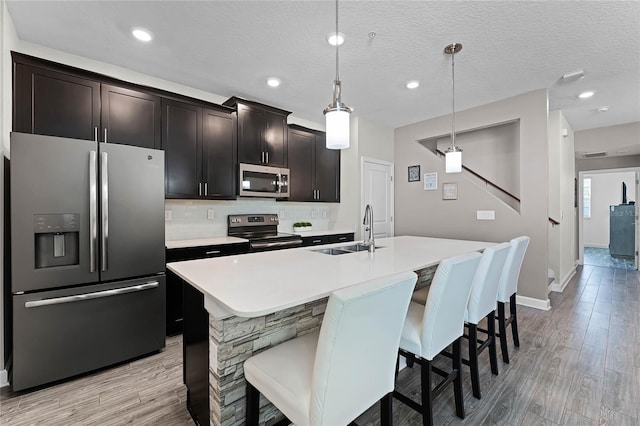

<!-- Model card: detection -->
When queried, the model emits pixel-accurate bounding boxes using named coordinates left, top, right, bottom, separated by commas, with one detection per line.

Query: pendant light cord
left=451, top=44, right=456, bottom=148
left=335, top=0, right=340, bottom=82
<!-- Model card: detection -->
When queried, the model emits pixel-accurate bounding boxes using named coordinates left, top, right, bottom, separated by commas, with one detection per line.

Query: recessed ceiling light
left=597, top=106, right=609, bottom=112
left=132, top=27, right=153, bottom=42
left=578, top=91, right=595, bottom=99
left=327, top=32, right=345, bottom=46
left=406, top=80, right=420, bottom=89
left=266, top=78, right=281, bottom=88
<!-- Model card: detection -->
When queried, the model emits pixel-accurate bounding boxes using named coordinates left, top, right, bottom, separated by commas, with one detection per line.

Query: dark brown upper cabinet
left=101, top=84, right=161, bottom=149
left=13, top=62, right=100, bottom=141
left=222, top=97, right=290, bottom=168
left=162, top=98, right=236, bottom=200
left=287, top=125, right=340, bottom=202
left=13, top=53, right=160, bottom=150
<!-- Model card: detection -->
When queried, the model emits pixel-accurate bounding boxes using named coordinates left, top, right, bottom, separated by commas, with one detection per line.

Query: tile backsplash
left=165, top=199, right=340, bottom=241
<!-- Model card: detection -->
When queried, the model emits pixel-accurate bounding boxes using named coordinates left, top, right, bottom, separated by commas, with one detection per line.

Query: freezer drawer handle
left=24, top=282, right=159, bottom=308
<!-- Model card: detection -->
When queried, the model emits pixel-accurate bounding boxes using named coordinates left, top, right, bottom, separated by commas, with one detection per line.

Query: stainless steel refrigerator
left=9, top=132, right=166, bottom=391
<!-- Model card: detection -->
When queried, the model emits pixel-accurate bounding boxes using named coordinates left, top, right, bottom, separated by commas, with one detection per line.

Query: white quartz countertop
left=167, top=236, right=495, bottom=318
left=165, top=236, right=248, bottom=249
left=293, top=228, right=354, bottom=237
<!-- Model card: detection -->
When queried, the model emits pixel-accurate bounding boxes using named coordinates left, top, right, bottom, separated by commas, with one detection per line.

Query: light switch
left=165, top=210, right=173, bottom=221
left=279, top=210, right=286, bottom=219
left=476, top=210, right=495, bottom=220
left=207, top=209, right=215, bottom=220
left=311, top=209, right=316, bottom=218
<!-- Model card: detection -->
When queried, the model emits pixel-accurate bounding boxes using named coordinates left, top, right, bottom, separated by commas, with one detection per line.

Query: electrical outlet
left=207, top=209, right=215, bottom=220
left=322, top=209, right=328, bottom=219
left=165, top=210, right=173, bottom=221
left=476, top=210, right=495, bottom=220
left=311, top=209, right=316, bottom=218
left=279, top=210, right=286, bottom=219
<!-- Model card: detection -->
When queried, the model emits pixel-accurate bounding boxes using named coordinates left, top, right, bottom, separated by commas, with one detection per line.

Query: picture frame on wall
left=408, top=165, right=420, bottom=182
left=442, top=182, right=458, bottom=200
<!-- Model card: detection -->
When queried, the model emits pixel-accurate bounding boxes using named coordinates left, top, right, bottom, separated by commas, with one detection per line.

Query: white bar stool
left=496, top=236, right=530, bottom=363
left=394, top=252, right=481, bottom=426
left=244, top=271, right=418, bottom=426
left=463, top=242, right=511, bottom=399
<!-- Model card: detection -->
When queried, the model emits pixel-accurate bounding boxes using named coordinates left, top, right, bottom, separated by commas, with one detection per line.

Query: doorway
left=578, top=168, right=639, bottom=270
left=361, top=157, right=394, bottom=238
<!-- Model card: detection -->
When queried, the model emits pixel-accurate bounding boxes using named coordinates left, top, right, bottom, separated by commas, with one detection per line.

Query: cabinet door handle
left=312, top=239, right=322, bottom=243
left=204, top=182, right=208, bottom=196
left=266, top=151, right=269, bottom=164
left=205, top=250, right=221, bottom=256
left=104, top=128, right=108, bottom=144
left=338, top=237, right=347, bottom=241
left=261, top=152, right=265, bottom=163
left=199, top=183, right=202, bottom=196
left=317, top=189, right=320, bottom=200
left=94, top=127, right=98, bottom=142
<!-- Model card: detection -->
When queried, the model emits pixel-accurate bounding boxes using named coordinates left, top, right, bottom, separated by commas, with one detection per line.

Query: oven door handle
left=250, top=240, right=302, bottom=250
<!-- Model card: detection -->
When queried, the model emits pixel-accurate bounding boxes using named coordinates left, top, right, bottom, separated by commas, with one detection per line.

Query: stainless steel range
left=228, top=214, right=303, bottom=252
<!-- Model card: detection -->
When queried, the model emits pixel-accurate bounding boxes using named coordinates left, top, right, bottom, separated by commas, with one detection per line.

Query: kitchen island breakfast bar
left=167, top=236, right=495, bottom=426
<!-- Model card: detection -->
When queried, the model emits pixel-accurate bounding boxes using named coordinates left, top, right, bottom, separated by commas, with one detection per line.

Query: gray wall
left=576, top=155, right=640, bottom=172
left=395, top=89, right=550, bottom=304
left=547, top=110, right=577, bottom=288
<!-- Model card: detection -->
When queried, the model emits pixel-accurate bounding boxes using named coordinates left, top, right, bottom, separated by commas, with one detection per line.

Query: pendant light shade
left=445, top=148, right=462, bottom=173
left=444, top=42, right=462, bottom=173
left=324, top=0, right=351, bottom=150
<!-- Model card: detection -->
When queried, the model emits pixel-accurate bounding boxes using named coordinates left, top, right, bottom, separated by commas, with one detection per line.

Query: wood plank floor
left=1, top=264, right=638, bottom=425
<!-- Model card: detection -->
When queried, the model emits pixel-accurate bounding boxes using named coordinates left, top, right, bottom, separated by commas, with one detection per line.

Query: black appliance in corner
left=227, top=213, right=302, bottom=251
left=8, top=132, right=166, bottom=391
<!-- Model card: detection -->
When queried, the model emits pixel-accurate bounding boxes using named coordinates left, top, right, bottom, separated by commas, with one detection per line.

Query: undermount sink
left=310, top=243, right=384, bottom=255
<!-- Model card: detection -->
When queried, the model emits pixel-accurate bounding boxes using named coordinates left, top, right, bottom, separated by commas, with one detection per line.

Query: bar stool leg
left=510, top=293, right=520, bottom=347
left=246, top=382, right=260, bottom=426
left=487, top=311, right=499, bottom=375
left=421, top=359, right=434, bottom=426
left=452, top=338, right=465, bottom=419
left=497, top=301, right=509, bottom=364
left=468, top=323, right=481, bottom=399
left=380, top=392, right=393, bottom=426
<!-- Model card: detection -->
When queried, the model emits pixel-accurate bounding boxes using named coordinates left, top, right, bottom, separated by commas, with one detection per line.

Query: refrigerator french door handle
left=101, top=152, right=109, bottom=272
left=24, top=281, right=160, bottom=308
left=89, top=151, right=98, bottom=273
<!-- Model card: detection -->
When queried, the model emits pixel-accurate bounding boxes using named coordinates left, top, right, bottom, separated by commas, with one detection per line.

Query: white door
left=362, top=158, right=394, bottom=238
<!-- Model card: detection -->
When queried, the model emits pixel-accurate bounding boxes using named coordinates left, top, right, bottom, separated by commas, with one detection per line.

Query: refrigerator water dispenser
left=34, top=214, right=80, bottom=268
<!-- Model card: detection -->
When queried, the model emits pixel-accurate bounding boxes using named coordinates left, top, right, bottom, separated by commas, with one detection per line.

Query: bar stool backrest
left=421, top=251, right=482, bottom=360
left=309, top=271, right=418, bottom=425
left=466, top=243, right=511, bottom=324
left=496, top=236, right=530, bottom=303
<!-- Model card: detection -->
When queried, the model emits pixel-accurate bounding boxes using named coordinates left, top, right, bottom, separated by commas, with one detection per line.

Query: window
left=583, top=177, right=592, bottom=218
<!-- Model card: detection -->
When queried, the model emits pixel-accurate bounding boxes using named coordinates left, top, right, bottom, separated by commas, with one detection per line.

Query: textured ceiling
left=6, top=1, right=640, bottom=142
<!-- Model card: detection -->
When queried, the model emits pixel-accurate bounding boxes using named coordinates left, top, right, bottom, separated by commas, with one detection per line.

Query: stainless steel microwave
left=238, top=163, right=290, bottom=198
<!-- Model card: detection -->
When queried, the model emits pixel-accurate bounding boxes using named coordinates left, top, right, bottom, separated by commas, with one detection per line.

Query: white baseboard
left=584, top=243, right=609, bottom=249
left=548, top=266, right=576, bottom=293
left=516, top=295, right=551, bottom=311
left=0, top=369, right=8, bottom=388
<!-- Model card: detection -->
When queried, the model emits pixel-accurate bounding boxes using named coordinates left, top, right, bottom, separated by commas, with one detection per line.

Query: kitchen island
left=167, top=236, right=495, bottom=426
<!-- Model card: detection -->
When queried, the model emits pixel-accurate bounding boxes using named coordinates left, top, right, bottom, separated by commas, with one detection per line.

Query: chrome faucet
left=362, top=204, right=375, bottom=252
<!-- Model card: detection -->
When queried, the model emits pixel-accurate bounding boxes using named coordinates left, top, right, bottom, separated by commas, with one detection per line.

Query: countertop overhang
left=167, top=235, right=495, bottom=318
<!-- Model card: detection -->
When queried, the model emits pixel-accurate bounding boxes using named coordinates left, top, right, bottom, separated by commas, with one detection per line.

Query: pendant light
left=324, top=0, right=352, bottom=150
left=444, top=43, right=462, bottom=173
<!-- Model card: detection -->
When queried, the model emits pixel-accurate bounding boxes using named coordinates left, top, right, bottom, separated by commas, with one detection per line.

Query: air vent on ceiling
left=583, top=151, right=607, bottom=158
